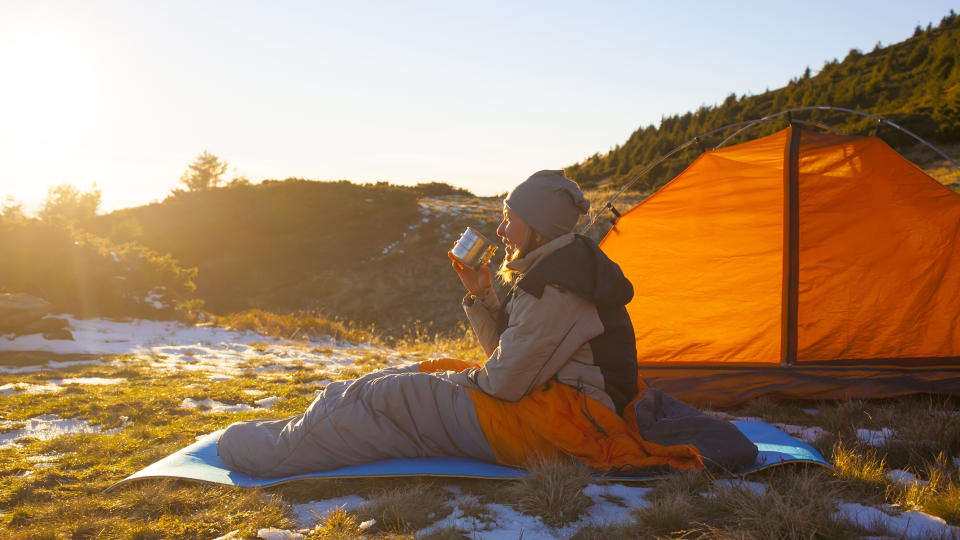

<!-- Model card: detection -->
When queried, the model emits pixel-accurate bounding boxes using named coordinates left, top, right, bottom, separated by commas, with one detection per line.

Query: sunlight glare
left=0, top=30, right=105, bottom=156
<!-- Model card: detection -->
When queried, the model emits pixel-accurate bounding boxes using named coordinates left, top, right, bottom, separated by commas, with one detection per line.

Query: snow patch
left=1, top=316, right=403, bottom=380
left=801, top=408, right=820, bottom=415
left=857, top=428, right=895, bottom=446
left=834, top=502, right=959, bottom=540
left=48, top=377, right=126, bottom=386
left=704, top=411, right=764, bottom=422
left=27, top=452, right=64, bottom=464
left=0, top=382, right=63, bottom=396
left=255, top=396, right=281, bottom=408
left=0, top=358, right=105, bottom=374
left=774, top=423, right=831, bottom=444
left=0, top=414, right=118, bottom=448
left=886, top=469, right=930, bottom=487
left=143, top=287, right=168, bottom=310
left=421, top=483, right=652, bottom=539
left=711, top=479, right=768, bottom=497
left=256, top=529, right=303, bottom=540
left=292, top=495, right=367, bottom=528
left=180, top=398, right=255, bottom=413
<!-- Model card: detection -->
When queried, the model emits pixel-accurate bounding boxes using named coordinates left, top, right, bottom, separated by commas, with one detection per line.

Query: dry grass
left=213, top=308, right=376, bottom=344
left=904, top=141, right=960, bottom=185
left=503, top=458, right=595, bottom=528
left=831, top=441, right=888, bottom=499
left=353, top=481, right=452, bottom=535
left=2, top=345, right=960, bottom=538
left=310, top=506, right=362, bottom=539
left=701, top=468, right=859, bottom=539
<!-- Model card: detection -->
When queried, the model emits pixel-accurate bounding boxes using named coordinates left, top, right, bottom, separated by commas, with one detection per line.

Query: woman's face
left=497, top=203, right=530, bottom=261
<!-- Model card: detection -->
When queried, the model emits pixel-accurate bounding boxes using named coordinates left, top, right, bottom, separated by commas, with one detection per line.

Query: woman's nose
left=496, top=220, right=506, bottom=237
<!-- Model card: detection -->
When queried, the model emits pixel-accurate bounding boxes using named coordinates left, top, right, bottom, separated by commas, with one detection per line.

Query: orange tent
left=600, top=126, right=960, bottom=405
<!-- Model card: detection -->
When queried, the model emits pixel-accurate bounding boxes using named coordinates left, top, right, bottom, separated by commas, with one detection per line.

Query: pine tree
left=180, top=151, right=229, bottom=192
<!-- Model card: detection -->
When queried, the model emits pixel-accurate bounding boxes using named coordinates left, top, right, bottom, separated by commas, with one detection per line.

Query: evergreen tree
left=180, top=151, right=229, bottom=192
left=39, top=184, right=101, bottom=226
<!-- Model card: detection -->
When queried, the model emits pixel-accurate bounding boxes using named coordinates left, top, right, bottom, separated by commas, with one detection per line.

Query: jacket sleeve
left=462, top=287, right=501, bottom=357
left=444, top=284, right=604, bottom=401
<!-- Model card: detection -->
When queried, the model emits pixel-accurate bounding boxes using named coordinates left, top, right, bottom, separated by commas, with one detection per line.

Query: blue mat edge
left=105, top=420, right=831, bottom=492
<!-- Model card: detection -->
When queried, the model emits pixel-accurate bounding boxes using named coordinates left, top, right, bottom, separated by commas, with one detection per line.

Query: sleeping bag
left=217, top=234, right=757, bottom=476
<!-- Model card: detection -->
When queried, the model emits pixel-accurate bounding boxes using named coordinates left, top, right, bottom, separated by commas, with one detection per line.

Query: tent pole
left=781, top=126, right=802, bottom=366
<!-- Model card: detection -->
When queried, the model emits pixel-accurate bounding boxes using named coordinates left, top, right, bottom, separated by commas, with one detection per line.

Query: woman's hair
left=496, top=228, right=550, bottom=283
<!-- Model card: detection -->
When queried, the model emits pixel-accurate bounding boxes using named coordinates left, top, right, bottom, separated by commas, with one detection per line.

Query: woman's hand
left=448, top=250, right=492, bottom=296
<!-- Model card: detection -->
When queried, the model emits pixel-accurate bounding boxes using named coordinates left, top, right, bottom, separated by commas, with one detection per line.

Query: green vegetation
left=177, top=150, right=232, bottom=192
left=87, top=180, right=498, bottom=337
left=565, top=11, right=960, bottom=193
left=0, top=187, right=199, bottom=320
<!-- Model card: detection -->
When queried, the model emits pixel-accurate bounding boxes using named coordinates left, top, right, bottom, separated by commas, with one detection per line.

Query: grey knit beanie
left=505, top=170, right=590, bottom=239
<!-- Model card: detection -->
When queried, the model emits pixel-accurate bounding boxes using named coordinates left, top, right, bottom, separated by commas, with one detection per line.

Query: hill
left=565, top=11, right=960, bottom=193
left=92, top=180, right=502, bottom=337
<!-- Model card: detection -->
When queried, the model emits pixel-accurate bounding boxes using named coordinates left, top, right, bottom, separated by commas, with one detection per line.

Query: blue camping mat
left=105, top=420, right=830, bottom=492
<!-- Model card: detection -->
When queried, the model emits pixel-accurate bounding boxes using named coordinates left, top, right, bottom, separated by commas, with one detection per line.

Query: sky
left=0, top=1, right=956, bottom=213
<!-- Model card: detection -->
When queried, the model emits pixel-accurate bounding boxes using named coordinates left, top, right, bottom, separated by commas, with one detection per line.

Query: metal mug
left=451, top=227, right=498, bottom=269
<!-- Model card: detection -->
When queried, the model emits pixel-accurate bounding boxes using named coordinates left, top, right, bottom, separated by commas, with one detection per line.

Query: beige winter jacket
left=442, top=233, right=618, bottom=412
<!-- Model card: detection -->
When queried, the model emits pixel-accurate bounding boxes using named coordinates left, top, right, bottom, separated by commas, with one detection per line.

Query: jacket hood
left=517, top=235, right=634, bottom=307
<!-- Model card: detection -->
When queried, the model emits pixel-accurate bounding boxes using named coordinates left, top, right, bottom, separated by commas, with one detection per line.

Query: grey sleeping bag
left=217, top=365, right=496, bottom=477
left=218, top=364, right=757, bottom=477
left=632, top=387, right=758, bottom=472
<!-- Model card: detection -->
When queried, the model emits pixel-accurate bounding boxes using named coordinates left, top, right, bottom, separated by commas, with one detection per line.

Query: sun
left=0, top=15, right=109, bottom=209
left=0, top=29, right=105, bottom=155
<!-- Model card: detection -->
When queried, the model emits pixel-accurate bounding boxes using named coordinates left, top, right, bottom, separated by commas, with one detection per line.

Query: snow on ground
left=179, top=396, right=281, bottom=413
left=711, top=479, right=769, bottom=497
left=774, top=423, right=831, bottom=444
left=0, top=414, right=126, bottom=448
left=704, top=411, right=763, bottom=423
left=0, top=382, right=62, bottom=396
left=704, top=412, right=828, bottom=444
left=26, top=452, right=64, bottom=467
left=417, top=483, right=652, bottom=539
left=834, top=502, right=960, bottom=540
left=254, top=396, right=281, bottom=408
left=857, top=428, right=896, bottom=446
left=0, top=377, right=126, bottom=397
left=0, top=358, right=101, bottom=374
left=180, top=398, right=256, bottom=414
left=256, top=529, right=303, bottom=540
left=292, top=495, right=367, bottom=528
left=48, top=377, right=126, bottom=385
left=0, top=316, right=416, bottom=381
left=419, top=196, right=501, bottom=223
left=886, top=469, right=930, bottom=487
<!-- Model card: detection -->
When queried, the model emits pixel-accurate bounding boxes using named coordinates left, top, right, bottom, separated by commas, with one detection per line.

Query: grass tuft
left=632, top=471, right=723, bottom=537
left=311, top=506, right=362, bottom=539
left=354, top=481, right=451, bottom=534
left=831, top=441, right=887, bottom=499
left=707, top=468, right=860, bottom=539
left=506, top=458, right=594, bottom=528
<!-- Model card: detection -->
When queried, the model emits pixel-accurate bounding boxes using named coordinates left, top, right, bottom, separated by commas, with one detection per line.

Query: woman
left=216, top=171, right=752, bottom=477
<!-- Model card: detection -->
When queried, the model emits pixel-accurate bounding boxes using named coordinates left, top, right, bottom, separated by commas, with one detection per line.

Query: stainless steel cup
left=451, top=227, right=498, bottom=269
